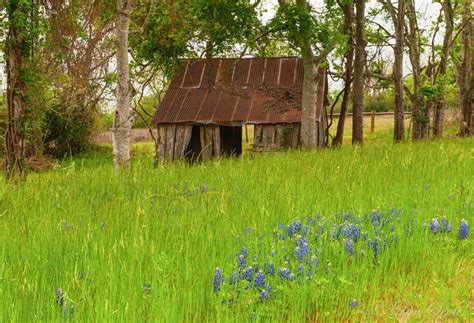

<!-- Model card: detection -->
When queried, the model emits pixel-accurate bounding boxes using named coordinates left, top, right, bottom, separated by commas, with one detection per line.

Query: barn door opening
left=184, top=125, right=202, bottom=162
left=219, top=126, right=242, bottom=156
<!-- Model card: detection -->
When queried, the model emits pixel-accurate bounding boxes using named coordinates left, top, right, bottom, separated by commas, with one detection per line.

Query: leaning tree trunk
left=113, top=0, right=134, bottom=168
left=352, top=0, right=365, bottom=145
left=458, top=0, right=473, bottom=136
left=5, top=1, right=27, bottom=180
left=333, top=1, right=354, bottom=147
left=433, top=0, right=454, bottom=138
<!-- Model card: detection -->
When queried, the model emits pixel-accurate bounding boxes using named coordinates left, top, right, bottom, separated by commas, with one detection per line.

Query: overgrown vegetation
left=0, top=138, right=472, bottom=320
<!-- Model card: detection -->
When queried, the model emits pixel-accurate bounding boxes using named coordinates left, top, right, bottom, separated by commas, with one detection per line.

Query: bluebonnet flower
left=55, top=288, right=64, bottom=307
left=229, top=272, right=238, bottom=285
left=373, top=238, right=379, bottom=257
left=280, top=233, right=286, bottom=240
left=254, top=271, right=265, bottom=288
left=304, top=226, right=309, bottom=237
left=350, top=299, right=358, bottom=308
left=458, top=219, right=468, bottom=239
left=260, top=289, right=269, bottom=301
left=295, top=237, right=309, bottom=260
left=442, top=217, right=452, bottom=233
left=213, top=268, right=224, bottom=293
left=244, top=227, right=251, bottom=235
left=278, top=267, right=291, bottom=280
left=265, top=263, right=275, bottom=276
left=430, top=218, right=440, bottom=234
left=241, top=247, right=248, bottom=257
left=242, top=266, right=254, bottom=281
left=271, top=249, right=277, bottom=257
left=239, top=254, right=246, bottom=269
left=362, top=232, right=368, bottom=241
left=391, top=223, right=395, bottom=233
left=294, top=220, right=302, bottom=232
left=286, top=224, right=295, bottom=238
left=346, top=239, right=354, bottom=255
left=278, top=224, right=284, bottom=230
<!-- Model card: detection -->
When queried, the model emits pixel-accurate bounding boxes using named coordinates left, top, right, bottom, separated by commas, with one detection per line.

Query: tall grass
left=0, top=138, right=472, bottom=321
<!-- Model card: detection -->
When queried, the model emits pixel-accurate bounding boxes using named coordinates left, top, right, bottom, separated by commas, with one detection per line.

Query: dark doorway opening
left=184, top=125, right=202, bottom=162
left=220, top=126, right=242, bottom=156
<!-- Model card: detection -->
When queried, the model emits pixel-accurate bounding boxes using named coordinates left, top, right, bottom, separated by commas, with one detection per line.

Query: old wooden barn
left=152, top=57, right=327, bottom=161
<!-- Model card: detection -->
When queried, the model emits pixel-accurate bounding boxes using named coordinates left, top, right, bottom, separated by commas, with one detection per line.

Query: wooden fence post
left=245, top=125, right=249, bottom=143
left=370, top=111, right=375, bottom=133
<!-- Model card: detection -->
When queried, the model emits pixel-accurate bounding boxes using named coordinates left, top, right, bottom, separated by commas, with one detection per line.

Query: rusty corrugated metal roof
left=152, top=57, right=326, bottom=125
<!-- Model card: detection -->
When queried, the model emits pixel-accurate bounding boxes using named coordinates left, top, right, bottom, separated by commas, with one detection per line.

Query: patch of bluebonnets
left=213, top=212, right=469, bottom=305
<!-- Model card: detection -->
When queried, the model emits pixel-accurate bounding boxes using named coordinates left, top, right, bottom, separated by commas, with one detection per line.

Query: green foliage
left=43, top=104, right=93, bottom=158
left=270, top=0, right=344, bottom=58
left=365, top=90, right=394, bottom=112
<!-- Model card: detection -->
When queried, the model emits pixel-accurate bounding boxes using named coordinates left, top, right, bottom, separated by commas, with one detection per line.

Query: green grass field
left=0, top=138, right=473, bottom=321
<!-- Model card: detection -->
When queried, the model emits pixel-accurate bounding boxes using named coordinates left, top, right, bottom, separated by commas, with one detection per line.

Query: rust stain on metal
left=153, top=57, right=326, bottom=125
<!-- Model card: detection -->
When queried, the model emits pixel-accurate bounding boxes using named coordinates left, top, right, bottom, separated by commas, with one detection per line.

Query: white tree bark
left=113, top=0, right=133, bottom=169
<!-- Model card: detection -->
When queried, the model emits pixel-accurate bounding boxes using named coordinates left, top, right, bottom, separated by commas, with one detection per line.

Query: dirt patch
left=92, top=129, right=157, bottom=144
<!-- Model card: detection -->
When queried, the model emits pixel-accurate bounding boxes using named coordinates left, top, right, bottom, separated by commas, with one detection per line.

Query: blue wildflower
left=278, top=224, right=284, bottom=230
left=373, top=238, right=379, bottom=257
left=391, top=223, right=395, bottom=233
left=350, top=299, right=358, bottom=307
left=260, top=289, right=269, bottom=301
left=242, top=266, right=254, bottom=281
left=241, top=246, right=248, bottom=257
left=286, top=224, right=295, bottom=238
left=271, top=249, right=277, bottom=257
left=295, top=237, right=309, bottom=260
left=229, top=272, right=238, bottom=285
left=442, top=217, right=452, bottom=233
left=430, top=218, right=440, bottom=234
left=346, top=239, right=354, bottom=255
left=294, top=220, right=302, bottom=232
left=458, top=219, right=468, bottom=239
left=55, top=288, right=64, bottom=307
left=265, top=263, right=275, bottom=276
left=213, top=267, right=224, bottom=293
left=304, top=225, right=309, bottom=237
left=278, top=267, right=291, bottom=280
left=254, top=271, right=265, bottom=288
left=244, top=227, right=250, bottom=235
left=239, top=254, right=246, bottom=269
left=280, top=233, right=286, bottom=240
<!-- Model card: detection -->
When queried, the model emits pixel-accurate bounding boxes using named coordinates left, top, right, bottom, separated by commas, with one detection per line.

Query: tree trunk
left=300, top=50, right=318, bottom=149
left=333, top=1, right=354, bottom=147
left=458, top=0, right=473, bottom=136
left=295, top=0, right=318, bottom=149
left=113, top=0, right=134, bottom=169
left=407, top=0, right=429, bottom=140
left=352, top=0, right=365, bottom=145
left=433, top=0, right=454, bottom=138
left=393, top=0, right=405, bottom=142
left=4, top=1, right=27, bottom=180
